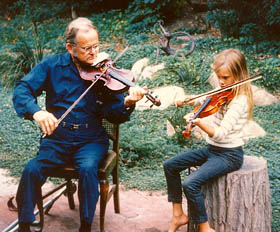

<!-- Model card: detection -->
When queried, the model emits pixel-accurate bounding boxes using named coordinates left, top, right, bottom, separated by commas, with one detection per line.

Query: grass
left=1, top=86, right=279, bottom=230
left=0, top=12, right=279, bottom=230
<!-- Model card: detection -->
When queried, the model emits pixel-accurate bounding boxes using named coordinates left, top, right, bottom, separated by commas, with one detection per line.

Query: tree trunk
left=188, top=155, right=272, bottom=232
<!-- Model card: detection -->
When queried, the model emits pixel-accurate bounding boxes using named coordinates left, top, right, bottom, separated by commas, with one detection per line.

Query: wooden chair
left=36, top=120, right=120, bottom=232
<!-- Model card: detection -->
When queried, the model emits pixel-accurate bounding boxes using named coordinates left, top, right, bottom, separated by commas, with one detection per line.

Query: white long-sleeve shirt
left=206, top=95, right=250, bottom=148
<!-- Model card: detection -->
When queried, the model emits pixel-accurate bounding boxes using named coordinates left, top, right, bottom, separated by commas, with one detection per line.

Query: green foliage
left=0, top=5, right=280, bottom=230
left=119, top=109, right=184, bottom=167
left=7, top=0, right=67, bottom=20
left=113, top=44, right=158, bottom=70
left=206, top=8, right=239, bottom=38
left=0, top=88, right=41, bottom=176
left=126, top=0, right=185, bottom=23
left=0, top=1, right=66, bottom=88
left=206, top=0, right=280, bottom=41
left=0, top=32, right=44, bottom=88
left=240, top=23, right=264, bottom=44
left=247, top=54, right=280, bottom=92
left=150, top=53, right=211, bottom=90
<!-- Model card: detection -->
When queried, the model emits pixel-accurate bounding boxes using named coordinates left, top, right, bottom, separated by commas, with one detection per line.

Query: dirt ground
left=0, top=168, right=189, bottom=232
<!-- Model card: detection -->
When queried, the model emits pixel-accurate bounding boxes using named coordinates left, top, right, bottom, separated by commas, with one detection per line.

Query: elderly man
left=13, top=17, right=145, bottom=232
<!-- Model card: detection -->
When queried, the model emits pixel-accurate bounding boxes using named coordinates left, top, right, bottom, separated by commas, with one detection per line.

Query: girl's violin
left=182, top=72, right=263, bottom=138
left=183, top=90, right=234, bottom=138
left=79, top=52, right=161, bottom=107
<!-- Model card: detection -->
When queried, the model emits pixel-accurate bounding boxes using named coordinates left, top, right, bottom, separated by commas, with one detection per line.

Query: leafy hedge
left=0, top=5, right=279, bottom=231
left=206, top=0, right=280, bottom=41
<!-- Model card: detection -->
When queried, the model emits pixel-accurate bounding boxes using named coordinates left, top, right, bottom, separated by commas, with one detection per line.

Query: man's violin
left=79, top=52, right=161, bottom=106
left=42, top=50, right=161, bottom=138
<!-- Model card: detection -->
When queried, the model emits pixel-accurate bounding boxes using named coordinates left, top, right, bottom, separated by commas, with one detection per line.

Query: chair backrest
left=102, top=119, right=120, bottom=153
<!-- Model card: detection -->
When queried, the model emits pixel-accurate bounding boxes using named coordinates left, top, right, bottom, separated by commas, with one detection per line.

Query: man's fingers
left=45, top=119, right=55, bottom=135
left=33, top=110, right=58, bottom=135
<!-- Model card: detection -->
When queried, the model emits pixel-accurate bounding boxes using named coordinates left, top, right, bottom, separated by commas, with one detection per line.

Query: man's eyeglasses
left=77, top=44, right=100, bottom=53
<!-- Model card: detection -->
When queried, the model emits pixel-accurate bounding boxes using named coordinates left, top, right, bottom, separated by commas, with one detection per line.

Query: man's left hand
left=124, top=86, right=146, bottom=107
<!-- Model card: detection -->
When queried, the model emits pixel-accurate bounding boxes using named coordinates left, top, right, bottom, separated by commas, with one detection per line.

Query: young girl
left=163, top=48, right=254, bottom=232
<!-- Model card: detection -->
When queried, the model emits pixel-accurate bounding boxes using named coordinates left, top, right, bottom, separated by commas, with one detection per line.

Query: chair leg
left=37, top=188, right=44, bottom=232
left=99, top=179, right=109, bottom=232
left=66, top=179, right=76, bottom=209
left=112, top=165, right=120, bottom=213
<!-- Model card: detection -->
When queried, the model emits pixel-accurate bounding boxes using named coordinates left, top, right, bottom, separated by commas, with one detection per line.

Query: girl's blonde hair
left=212, top=49, right=253, bottom=118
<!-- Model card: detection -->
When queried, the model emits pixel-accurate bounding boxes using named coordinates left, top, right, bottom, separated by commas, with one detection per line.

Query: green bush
left=206, top=0, right=280, bottom=41
left=0, top=1, right=67, bottom=88
left=0, top=7, right=280, bottom=230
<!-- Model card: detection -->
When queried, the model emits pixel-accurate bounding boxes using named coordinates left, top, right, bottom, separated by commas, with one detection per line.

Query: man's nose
left=88, top=48, right=95, bottom=54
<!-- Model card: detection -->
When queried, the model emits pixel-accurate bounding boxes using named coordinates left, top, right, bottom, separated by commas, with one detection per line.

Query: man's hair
left=64, top=17, right=98, bottom=44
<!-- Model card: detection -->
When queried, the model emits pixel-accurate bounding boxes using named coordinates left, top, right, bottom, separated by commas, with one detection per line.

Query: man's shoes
left=79, top=221, right=92, bottom=232
left=18, top=222, right=31, bottom=232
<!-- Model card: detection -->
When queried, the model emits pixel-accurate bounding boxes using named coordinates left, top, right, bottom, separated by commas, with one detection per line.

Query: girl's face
left=215, top=66, right=235, bottom=88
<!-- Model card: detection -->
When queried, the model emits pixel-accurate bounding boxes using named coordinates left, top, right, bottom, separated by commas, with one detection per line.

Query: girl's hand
left=183, top=113, right=195, bottom=123
left=184, top=113, right=214, bottom=137
left=183, top=113, right=201, bottom=125
left=175, top=95, right=196, bottom=107
left=175, top=96, right=186, bottom=107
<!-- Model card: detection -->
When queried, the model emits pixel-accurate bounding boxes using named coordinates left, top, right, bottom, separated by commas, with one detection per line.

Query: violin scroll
left=145, top=91, right=161, bottom=107
left=182, top=122, right=192, bottom=138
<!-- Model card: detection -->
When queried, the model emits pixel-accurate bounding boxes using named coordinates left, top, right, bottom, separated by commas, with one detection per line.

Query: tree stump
left=188, top=155, right=272, bottom=232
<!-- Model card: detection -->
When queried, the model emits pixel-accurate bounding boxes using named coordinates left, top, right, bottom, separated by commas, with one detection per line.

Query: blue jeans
left=163, top=144, right=243, bottom=224
left=16, top=124, right=109, bottom=225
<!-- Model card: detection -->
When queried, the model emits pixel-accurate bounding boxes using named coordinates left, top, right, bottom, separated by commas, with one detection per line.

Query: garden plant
left=0, top=1, right=279, bottom=231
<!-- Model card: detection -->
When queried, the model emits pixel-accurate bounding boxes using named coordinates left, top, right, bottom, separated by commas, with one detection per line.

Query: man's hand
left=124, top=86, right=146, bottom=107
left=33, top=110, right=58, bottom=135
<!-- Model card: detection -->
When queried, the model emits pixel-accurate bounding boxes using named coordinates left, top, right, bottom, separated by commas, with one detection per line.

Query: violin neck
left=109, top=69, right=135, bottom=87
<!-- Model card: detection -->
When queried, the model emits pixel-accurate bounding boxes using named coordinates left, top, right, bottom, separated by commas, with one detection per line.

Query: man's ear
left=66, top=43, right=74, bottom=56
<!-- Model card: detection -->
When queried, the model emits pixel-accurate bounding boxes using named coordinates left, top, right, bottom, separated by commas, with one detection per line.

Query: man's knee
left=23, top=159, right=41, bottom=177
left=79, top=162, right=98, bottom=177
left=163, top=158, right=176, bottom=174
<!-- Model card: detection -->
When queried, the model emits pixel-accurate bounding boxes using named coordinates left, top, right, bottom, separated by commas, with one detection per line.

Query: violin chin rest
left=92, top=52, right=110, bottom=66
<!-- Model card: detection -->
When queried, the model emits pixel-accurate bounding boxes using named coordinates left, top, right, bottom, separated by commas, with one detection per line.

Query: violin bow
left=42, top=47, right=130, bottom=138
left=57, top=46, right=130, bottom=125
left=184, top=73, right=264, bottom=104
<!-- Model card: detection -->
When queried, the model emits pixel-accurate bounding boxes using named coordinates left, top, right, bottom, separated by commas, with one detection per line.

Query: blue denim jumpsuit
left=13, top=52, right=134, bottom=225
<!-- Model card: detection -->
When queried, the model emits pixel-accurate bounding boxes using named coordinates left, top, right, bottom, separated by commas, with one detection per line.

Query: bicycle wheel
left=161, top=31, right=196, bottom=57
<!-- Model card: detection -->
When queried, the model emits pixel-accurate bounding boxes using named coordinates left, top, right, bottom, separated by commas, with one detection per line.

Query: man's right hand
left=33, top=110, right=58, bottom=135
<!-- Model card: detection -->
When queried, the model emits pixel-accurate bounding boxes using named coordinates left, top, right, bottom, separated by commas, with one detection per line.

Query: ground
left=0, top=169, right=189, bottom=232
